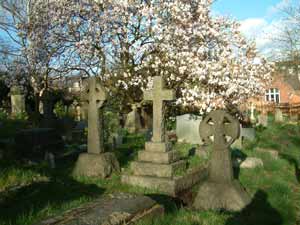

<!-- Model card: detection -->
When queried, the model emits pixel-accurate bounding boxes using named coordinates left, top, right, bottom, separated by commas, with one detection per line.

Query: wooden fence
left=256, top=102, right=300, bottom=116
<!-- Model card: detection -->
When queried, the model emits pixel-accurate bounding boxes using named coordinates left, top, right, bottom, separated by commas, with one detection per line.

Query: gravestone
left=122, top=76, right=206, bottom=196
left=231, top=125, right=255, bottom=149
left=40, top=90, right=58, bottom=128
left=73, top=77, right=120, bottom=178
left=290, top=114, right=299, bottom=122
left=10, top=85, right=25, bottom=116
left=125, top=104, right=142, bottom=133
left=275, top=108, right=283, bottom=122
left=250, top=103, right=256, bottom=124
left=176, top=114, right=203, bottom=144
left=41, top=90, right=56, bottom=119
left=193, top=110, right=251, bottom=211
left=257, top=113, right=268, bottom=127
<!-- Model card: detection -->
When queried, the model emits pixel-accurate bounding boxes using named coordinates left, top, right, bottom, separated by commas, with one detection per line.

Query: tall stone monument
left=122, top=76, right=205, bottom=195
left=73, top=77, right=120, bottom=178
left=250, top=103, right=256, bottom=124
left=10, top=85, right=25, bottom=116
left=193, top=110, right=251, bottom=211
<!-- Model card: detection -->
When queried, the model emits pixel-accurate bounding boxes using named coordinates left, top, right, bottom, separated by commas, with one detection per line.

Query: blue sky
left=212, top=0, right=293, bottom=57
left=212, top=0, right=282, bottom=21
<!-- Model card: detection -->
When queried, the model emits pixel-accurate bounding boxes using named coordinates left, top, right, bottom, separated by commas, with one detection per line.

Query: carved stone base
left=73, top=152, right=120, bottom=178
left=122, top=166, right=208, bottom=196
left=193, top=180, right=251, bottom=211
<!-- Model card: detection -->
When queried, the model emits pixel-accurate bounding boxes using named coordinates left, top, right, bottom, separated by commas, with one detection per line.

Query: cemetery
left=0, top=0, right=300, bottom=225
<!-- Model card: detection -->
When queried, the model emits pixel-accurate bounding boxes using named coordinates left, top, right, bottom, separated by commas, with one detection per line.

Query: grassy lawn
left=0, top=121, right=299, bottom=225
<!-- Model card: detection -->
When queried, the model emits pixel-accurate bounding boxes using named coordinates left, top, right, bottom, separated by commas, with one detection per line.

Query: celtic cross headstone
left=81, top=77, right=107, bottom=154
left=73, top=77, right=120, bottom=178
left=193, top=110, right=251, bottom=211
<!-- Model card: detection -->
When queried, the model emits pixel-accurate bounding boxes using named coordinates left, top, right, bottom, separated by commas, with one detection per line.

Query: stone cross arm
left=144, top=76, right=175, bottom=102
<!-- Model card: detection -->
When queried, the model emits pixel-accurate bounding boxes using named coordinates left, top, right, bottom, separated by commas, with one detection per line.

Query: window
left=265, top=88, right=280, bottom=103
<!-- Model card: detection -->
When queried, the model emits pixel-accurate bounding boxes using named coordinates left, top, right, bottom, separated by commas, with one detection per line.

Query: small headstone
left=290, top=114, right=299, bottom=122
left=275, top=108, right=283, bottom=122
left=193, top=110, right=251, bottom=211
left=257, top=113, right=268, bottom=127
left=231, top=125, right=256, bottom=149
left=125, top=104, right=142, bottom=134
left=195, top=145, right=209, bottom=159
left=10, top=85, right=25, bottom=116
left=44, top=152, right=56, bottom=169
left=255, top=147, right=279, bottom=160
left=73, top=77, right=120, bottom=178
left=250, top=103, right=256, bottom=124
left=239, top=157, right=264, bottom=169
left=176, top=114, right=203, bottom=145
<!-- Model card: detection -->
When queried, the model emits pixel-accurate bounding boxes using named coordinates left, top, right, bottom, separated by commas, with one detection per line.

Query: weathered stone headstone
left=290, top=114, right=299, bottom=122
left=231, top=125, right=256, bottom=149
left=10, top=85, right=25, bottom=116
left=275, top=108, right=283, bottom=122
left=41, top=90, right=56, bottom=119
left=250, top=103, right=256, bottom=124
left=255, top=147, right=279, bottom=160
left=73, top=77, right=120, bottom=178
left=257, top=113, right=268, bottom=127
left=125, top=104, right=142, bottom=134
left=193, top=110, right=251, bottom=211
left=239, top=157, right=264, bottom=169
left=176, top=114, right=203, bottom=144
left=122, top=76, right=206, bottom=196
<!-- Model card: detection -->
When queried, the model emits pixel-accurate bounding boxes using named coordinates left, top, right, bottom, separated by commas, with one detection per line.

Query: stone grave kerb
left=144, top=76, right=175, bottom=144
left=81, top=77, right=107, bottom=154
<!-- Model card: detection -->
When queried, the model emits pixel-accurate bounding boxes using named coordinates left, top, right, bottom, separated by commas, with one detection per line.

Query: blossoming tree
left=32, top=0, right=273, bottom=113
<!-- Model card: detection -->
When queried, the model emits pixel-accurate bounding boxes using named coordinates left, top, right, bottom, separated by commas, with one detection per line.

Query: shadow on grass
left=0, top=160, right=105, bottom=225
left=146, top=194, right=183, bottom=214
left=225, top=190, right=283, bottom=225
left=279, top=153, right=300, bottom=183
left=114, top=134, right=145, bottom=168
left=231, top=149, right=247, bottom=179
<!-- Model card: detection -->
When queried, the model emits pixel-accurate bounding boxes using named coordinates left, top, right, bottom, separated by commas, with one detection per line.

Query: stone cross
left=193, top=110, right=250, bottom=211
left=144, top=76, right=175, bottom=142
left=82, top=77, right=107, bottom=154
left=250, top=103, right=256, bottom=122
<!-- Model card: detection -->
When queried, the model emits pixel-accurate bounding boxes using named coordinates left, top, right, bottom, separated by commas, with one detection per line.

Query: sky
left=212, top=0, right=292, bottom=58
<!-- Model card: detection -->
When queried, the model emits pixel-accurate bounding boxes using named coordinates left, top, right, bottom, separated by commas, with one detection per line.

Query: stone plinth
left=73, top=152, right=120, bottom=178
left=122, top=166, right=208, bottom=196
left=193, top=180, right=251, bottom=211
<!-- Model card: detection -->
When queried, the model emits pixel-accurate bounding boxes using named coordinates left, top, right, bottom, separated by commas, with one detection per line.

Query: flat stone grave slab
left=35, top=193, right=164, bottom=225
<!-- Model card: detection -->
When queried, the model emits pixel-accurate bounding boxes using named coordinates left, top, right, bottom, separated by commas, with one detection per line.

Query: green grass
left=0, top=121, right=299, bottom=225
